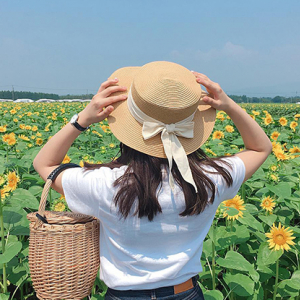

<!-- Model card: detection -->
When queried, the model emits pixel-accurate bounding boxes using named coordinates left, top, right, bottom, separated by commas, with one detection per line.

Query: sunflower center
left=275, top=234, right=285, bottom=245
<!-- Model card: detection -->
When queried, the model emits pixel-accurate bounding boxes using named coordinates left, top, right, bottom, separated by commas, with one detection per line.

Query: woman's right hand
left=192, top=72, right=235, bottom=112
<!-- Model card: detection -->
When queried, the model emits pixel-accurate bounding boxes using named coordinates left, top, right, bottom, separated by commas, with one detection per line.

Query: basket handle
left=34, top=163, right=80, bottom=228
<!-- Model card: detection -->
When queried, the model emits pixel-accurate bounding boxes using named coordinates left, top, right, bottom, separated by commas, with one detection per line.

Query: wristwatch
left=70, top=114, right=90, bottom=132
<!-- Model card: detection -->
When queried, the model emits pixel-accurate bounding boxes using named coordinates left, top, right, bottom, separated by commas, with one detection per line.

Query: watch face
left=70, top=114, right=78, bottom=124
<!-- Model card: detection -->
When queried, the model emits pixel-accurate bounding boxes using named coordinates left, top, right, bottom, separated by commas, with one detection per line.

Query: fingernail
left=114, top=77, right=118, bottom=81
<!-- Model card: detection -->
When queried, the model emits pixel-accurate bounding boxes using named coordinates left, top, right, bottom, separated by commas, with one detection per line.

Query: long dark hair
left=84, top=143, right=233, bottom=221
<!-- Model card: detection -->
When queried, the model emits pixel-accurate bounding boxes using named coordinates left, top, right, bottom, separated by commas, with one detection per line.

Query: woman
left=33, top=61, right=272, bottom=299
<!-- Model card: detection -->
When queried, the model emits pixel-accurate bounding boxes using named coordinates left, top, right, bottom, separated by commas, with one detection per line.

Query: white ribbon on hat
left=127, top=88, right=198, bottom=193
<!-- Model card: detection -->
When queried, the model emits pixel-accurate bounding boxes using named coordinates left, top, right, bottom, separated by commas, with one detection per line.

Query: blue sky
left=1, top=0, right=300, bottom=97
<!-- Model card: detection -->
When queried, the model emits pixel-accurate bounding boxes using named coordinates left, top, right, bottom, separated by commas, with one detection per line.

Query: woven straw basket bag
left=27, top=164, right=100, bottom=300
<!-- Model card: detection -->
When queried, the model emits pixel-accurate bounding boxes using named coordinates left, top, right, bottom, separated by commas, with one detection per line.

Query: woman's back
left=61, top=155, right=245, bottom=289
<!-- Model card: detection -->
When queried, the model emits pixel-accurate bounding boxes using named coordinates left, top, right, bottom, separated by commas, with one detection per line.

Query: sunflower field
left=0, top=101, right=300, bottom=300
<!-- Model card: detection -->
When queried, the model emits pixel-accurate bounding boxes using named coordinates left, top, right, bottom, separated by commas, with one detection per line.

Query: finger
left=196, top=77, right=222, bottom=95
left=202, top=96, right=216, bottom=106
left=191, top=71, right=209, bottom=80
left=101, top=94, right=128, bottom=107
left=98, top=105, right=114, bottom=119
left=101, top=85, right=127, bottom=98
left=97, top=78, right=119, bottom=93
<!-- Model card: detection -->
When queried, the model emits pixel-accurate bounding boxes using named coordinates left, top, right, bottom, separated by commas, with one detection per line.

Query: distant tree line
left=0, top=90, right=299, bottom=103
left=0, top=90, right=94, bottom=101
left=229, top=94, right=300, bottom=104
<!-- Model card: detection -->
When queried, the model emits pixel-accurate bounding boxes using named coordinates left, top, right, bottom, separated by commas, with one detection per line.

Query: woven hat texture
left=107, top=61, right=216, bottom=158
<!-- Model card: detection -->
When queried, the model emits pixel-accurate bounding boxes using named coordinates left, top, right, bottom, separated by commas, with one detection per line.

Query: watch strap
left=72, top=120, right=89, bottom=131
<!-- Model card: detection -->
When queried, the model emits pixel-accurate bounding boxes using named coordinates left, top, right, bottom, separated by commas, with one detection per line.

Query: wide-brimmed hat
left=107, top=61, right=216, bottom=191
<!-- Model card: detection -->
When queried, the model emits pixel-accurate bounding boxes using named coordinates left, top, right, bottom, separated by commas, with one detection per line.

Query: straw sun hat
left=108, top=61, right=216, bottom=159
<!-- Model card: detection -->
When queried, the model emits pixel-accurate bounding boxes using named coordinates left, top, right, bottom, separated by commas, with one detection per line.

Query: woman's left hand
left=77, top=78, right=127, bottom=127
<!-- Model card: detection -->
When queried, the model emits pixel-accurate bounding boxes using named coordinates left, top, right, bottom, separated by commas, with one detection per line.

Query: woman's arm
left=33, top=78, right=127, bottom=194
left=193, top=72, right=272, bottom=182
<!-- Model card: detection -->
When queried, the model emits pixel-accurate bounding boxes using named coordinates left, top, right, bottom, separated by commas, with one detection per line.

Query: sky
left=1, top=0, right=300, bottom=97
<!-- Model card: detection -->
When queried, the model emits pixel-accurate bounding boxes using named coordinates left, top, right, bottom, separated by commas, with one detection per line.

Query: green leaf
left=265, top=182, right=291, bottom=198
left=0, top=156, right=5, bottom=173
left=225, top=207, right=239, bottom=216
left=277, top=207, right=294, bottom=225
left=9, top=188, right=39, bottom=209
left=0, top=293, right=10, bottom=300
left=216, top=251, right=259, bottom=282
left=277, top=279, right=300, bottom=297
left=237, top=211, right=264, bottom=232
left=257, top=243, right=283, bottom=266
left=215, top=226, right=237, bottom=248
left=3, top=206, right=30, bottom=235
left=202, top=289, right=224, bottom=300
left=223, top=273, right=255, bottom=297
left=0, top=240, right=22, bottom=264
left=258, top=214, right=277, bottom=227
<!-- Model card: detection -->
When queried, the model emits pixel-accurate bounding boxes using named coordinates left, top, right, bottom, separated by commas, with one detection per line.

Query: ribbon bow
left=127, top=88, right=198, bottom=193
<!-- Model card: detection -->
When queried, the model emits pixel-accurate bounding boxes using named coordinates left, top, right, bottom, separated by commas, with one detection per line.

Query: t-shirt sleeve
left=217, top=155, right=246, bottom=202
left=62, top=167, right=101, bottom=218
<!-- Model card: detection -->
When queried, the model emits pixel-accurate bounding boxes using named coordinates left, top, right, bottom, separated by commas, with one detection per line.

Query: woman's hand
left=78, top=78, right=127, bottom=127
left=192, top=72, right=235, bottom=112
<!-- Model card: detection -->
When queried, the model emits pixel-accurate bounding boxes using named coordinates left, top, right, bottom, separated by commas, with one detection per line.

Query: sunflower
left=272, top=142, right=282, bottom=152
left=216, top=111, right=225, bottom=121
left=25, top=125, right=31, bottom=130
left=252, top=110, right=260, bottom=116
left=273, top=149, right=290, bottom=161
left=52, top=196, right=67, bottom=212
left=19, top=124, right=26, bottom=130
left=269, top=165, right=278, bottom=172
left=269, top=173, right=279, bottom=182
left=2, top=132, right=16, bottom=146
left=205, top=148, right=217, bottom=156
left=6, top=171, right=20, bottom=192
left=18, top=134, right=30, bottom=141
left=212, top=131, right=225, bottom=140
left=271, top=131, right=280, bottom=141
left=109, top=143, right=116, bottom=149
left=225, top=125, right=234, bottom=133
left=264, top=115, right=273, bottom=125
left=294, top=113, right=300, bottom=120
left=279, top=117, right=288, bottom=126
left=62, top=155, right=71, bottom=164
left=260, top=196, right=276, bottom=212
left=0, top=125, right=7, bottom=132
left=289, top=146, right=300, bottom=158
left=0, top=175, right=5, bottom=186
left=290, top=121, right=298, bottom=132
left=32, top=125, right=38, bottom=132
left=1, top=187, right=9, bottom=200
left=222, top=195, right=246, bottom=220
left=265, top=223, right=296, bottom=252
left=35, top=138, right=43, bottom=146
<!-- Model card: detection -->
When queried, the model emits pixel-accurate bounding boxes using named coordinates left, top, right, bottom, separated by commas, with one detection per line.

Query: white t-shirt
left=62, top=155, right=245, bottom=290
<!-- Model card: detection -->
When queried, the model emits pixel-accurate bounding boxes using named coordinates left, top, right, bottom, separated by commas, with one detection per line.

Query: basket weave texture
left=27, top=179, right=100, bottom=300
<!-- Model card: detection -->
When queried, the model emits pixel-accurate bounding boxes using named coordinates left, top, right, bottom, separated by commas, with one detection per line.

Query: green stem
left=0, top=202, right=7, bottom=293
left=241, top=183, right=246, bottom=200
left=273, top=259, right=279, bottom=300
left=230, top=219, right=234, bottom=251
left=211, top=222, right=216, bottom=290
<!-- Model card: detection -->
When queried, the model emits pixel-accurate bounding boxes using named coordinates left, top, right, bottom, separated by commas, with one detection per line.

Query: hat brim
left=107, top=66, right=216, bottom=158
